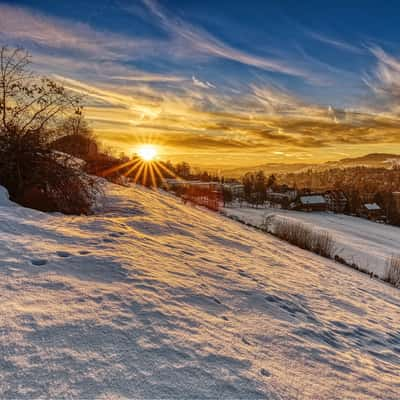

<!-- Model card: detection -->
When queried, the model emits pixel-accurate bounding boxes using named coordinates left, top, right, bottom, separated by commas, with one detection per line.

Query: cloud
left=192, top=76, right=215, bottom=89
left=62, top=73, right=400, bottom=157
left=140, top=0, right=313, bottom=80
left=160, top=133, right=254, bottom=149
left=110, top=74, right=186, bottom=83
left=366, top=47, right=400, bottom=95
left=307, top=31, right=364, bottom=54
left=362, top=46, right=400, bottom=115
left=0, top=3, right=156, bottom=59
left=2, top=2, right=399, bottom=166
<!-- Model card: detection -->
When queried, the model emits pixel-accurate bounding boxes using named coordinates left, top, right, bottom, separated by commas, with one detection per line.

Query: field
left=0, top=183, right=399, bottom=399
left=224, top=206, right=400, bottom=278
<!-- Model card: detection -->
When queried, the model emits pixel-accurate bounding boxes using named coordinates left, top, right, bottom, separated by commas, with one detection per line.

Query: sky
left=1, top=0, right=400, bottom=168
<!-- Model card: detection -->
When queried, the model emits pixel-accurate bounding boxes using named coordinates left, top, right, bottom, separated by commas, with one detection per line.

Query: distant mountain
left=220, top=153, right=400, bottom=177
left=328, top=153, right=400, bottom=168
left=222, top=162, right=314, bottom=177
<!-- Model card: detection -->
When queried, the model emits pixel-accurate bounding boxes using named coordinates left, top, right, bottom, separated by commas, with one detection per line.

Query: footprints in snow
left=56, top=251, right=71, bottom=258
left=102, top=231, right=126, bottom=243
left=30, top=249, right=92, bottom=266
left=30, top=259, right=47, bottom=266
left=29, top=231, right=126, bottom=266
left=260, top=368, right=271, bottom=377
left=109, top=231, right=126, bottom=238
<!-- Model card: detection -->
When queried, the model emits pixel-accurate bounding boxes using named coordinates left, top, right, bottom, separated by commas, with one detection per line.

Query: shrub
left=263, top=216, right=335, bottom=258
left=0, top=134, right=97, bottom=214
left=386, top=255, right=400, bottom=288
left=0, top=46, right=98, bottom=214
left=311, top=230, right=335, bottom=258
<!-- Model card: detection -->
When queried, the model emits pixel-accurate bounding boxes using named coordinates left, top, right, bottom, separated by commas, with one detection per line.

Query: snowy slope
left=0, top=183, right=399, bottom=399
left=224, top=207, right=400, bottom=278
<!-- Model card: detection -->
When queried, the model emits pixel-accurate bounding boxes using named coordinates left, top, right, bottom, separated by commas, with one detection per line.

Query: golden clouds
left=5, top=1, right=399, bottom=167
left=61, top=76, right=400, bottom=166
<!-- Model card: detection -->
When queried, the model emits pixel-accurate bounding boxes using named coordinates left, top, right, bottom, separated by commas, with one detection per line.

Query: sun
left=138, top=145, right=157, bottom=161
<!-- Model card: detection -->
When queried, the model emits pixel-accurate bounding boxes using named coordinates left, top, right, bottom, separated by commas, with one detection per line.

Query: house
left=223, top=183, right=244, bottom=198
left=324, top=190, right=348, bottom=213
left=161, top=178, right=193, bottom=192
left=295, top=194, right=327, bottom=212
left=161, top=179, right=222, bottom=210
left=266, top=185, right=297, bottom=207
left=183, top=181, right=222, bottom=211
left=359, top=203, right=384, bottom=221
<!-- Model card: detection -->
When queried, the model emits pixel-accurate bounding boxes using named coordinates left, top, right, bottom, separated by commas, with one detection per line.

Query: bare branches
left=0, top=46, right=81, bottom=137
left=0, top=45, right=96, bottom=214
left=0, top=46, right=32, bottom=129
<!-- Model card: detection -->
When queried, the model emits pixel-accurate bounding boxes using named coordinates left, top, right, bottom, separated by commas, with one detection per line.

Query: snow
left=299, top=195, right=326, bottom=205
left=0, top=185, right=11, bottom=206
left=364, top=203, right=381, bottom=211
left=0, top=183, right=400, bottom=399
left=224, top=207, right=400, bottom=278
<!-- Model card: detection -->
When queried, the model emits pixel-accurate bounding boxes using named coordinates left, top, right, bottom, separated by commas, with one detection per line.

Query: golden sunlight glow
left=100, top=144, right=180, bottom=189
left=138, top=145, right=157, bottom=161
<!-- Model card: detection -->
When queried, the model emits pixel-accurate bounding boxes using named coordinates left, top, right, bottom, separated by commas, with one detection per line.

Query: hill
left=325, top=153, right=400, bottom=169
left=221, top=153, right=400, bottom=177
left=224, top=206, right=400, bottom=279
left=0, top=182, right=399, bottom=399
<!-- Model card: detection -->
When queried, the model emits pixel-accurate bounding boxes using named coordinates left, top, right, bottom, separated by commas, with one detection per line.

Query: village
left=160, top=177, right=400, bottom=224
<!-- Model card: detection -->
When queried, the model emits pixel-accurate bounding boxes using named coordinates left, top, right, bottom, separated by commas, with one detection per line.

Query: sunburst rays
left=100, top=153, right=182, bottom=188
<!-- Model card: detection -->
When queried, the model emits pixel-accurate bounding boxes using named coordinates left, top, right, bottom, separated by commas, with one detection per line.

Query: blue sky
left=1, top=0, right=400, bottom=167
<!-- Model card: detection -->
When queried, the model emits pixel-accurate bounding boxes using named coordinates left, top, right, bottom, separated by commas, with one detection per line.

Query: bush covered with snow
left=0, top=46, right=98, bottom=215
left=262, top=215, right=335, bottom=258
left=386, top=255, right=400, bottom=287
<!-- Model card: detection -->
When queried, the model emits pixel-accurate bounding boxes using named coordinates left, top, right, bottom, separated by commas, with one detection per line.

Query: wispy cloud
left=307, top=31, right=364, bottom=54
left=0, top=3, right=157, bottom=59
left=139, top=0, right=313, bottom=80
left=1, top=2, right=398, bottom=166
left=363, top=46, right=400, bottom=114
left=55, top=73, right=400, bottom=163
left=192, top=76, right=215, bottom=89
left=110, top=74, right=186, bottom=83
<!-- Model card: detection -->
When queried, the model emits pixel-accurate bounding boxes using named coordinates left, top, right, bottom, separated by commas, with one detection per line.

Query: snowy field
left=0, top=183, right=399, bottom=399
left=224, top=206, right=400, bottom=279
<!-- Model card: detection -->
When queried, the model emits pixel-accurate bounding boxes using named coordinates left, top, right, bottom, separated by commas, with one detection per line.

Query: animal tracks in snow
left=109, top=231, right=126, bottom=238
left=99, top=232, right=127, bottom=244
left=29, top=230, right=127, bottom=268
left=30, top=259, right=47, bottom=266
left=30, top=248, right=92, bottom=266
left=56, top=251, right=71, bottom=258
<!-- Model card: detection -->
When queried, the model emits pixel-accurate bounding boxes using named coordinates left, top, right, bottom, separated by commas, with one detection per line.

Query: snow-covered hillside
left=0, top=183, right=399, bottom=399
left=224, top=207, right=400, bottom=279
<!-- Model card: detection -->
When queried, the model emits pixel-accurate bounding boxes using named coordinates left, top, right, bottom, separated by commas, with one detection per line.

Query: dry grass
left=386, top=255, right=400, bottom=288
left=264, top=217, right=335, bottom=259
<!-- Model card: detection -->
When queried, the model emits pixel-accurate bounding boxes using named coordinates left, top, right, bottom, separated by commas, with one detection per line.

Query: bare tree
left=57, top=112, right=93, bottom=138
left=0, top=46, right=81, bottom=136
left=0, top=46, right=96, bottom=214
left=52, top=112, right=99, bottom=161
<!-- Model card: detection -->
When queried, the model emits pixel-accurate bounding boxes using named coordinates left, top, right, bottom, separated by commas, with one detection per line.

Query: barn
left=295, top=195, right=327, bottom=212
